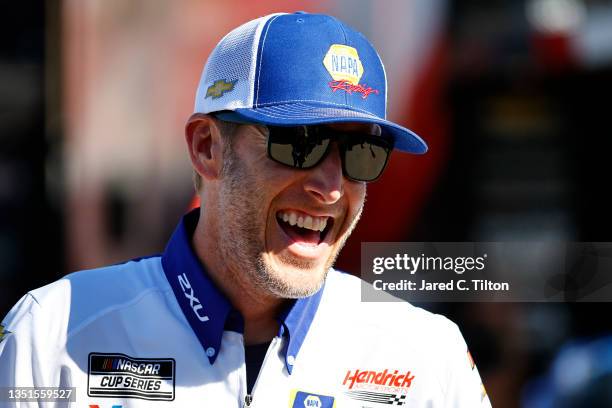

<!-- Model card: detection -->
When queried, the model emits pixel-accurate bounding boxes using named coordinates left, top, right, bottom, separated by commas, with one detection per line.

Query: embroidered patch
left=206, top=79, right=237, bottom=99
left=345, top=390, right=407, bottom=406
left=289, top=390, right=336, bottom=407
left=329, top=80, right=379, bottom=99
left=323, top=44, right=364, bottom=85
left=341, top=369, right=414, bottom=406
left=87, top=353, right=175, bottom=401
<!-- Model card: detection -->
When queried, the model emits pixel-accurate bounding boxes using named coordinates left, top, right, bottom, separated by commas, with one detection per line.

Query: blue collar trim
left=278, top=289, right=324, bottom=374
left=161, top=209, right=324, bottom=373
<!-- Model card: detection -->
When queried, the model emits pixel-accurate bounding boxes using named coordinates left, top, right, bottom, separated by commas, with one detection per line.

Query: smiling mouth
left=276, top=210, right=334, bottom=247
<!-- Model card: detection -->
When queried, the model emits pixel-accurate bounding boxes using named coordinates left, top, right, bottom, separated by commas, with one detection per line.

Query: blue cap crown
left=194, top=12, right=427, bottom=153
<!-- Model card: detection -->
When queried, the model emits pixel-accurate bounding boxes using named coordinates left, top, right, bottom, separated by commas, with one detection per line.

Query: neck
left=193, top=208, right=283, bottom=345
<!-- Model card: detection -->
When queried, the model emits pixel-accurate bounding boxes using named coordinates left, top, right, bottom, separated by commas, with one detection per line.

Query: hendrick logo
left=178, top=273, right=209, bottom=322
left=343, top=369, right=415, bottom=390
left=342, top=369, right=415, bottom=406
left=345, top=390, right=407, bottom=406
left=88, top=353, right=175, bottom=401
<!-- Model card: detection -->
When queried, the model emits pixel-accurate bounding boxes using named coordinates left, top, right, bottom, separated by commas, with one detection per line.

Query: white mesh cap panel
left=194, top=13, right=286, bottom=113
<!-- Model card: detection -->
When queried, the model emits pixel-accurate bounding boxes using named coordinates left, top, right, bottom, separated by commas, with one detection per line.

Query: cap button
left=295, top=11, right=308, bottom=14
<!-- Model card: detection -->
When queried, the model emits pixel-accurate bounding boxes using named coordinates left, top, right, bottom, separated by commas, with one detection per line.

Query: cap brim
left=214, top=103, right=427, bottom=154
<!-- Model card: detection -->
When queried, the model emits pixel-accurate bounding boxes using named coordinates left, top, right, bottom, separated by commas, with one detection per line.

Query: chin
left=258, top=253, right=330, bottom=298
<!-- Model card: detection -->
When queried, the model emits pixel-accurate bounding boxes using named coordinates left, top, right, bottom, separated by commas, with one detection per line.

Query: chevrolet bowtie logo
left=206, top=79, right=237, bottom=99
left=0, top=324, right=10, bottom=343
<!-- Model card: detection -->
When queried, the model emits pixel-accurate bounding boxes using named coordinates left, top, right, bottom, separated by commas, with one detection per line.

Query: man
left=0, top=12, right=491, bottom=407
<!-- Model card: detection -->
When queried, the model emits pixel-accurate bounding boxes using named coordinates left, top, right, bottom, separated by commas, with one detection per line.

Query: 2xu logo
left=178, top=273, right=209, bottom=322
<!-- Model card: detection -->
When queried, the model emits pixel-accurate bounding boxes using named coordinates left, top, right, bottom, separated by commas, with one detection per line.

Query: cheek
left=234, top=147, right=289, bottom=195
left=261, top=161, right=306, bottom=196
left=346, top=183, right=366, bottom=215
left=238, top=140, right=295, bottom=184
left=251, top=163, right=301, bottom=226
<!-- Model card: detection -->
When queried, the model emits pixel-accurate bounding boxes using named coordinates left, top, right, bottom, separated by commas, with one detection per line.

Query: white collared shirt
left=1, top=212, right=492, bottom=407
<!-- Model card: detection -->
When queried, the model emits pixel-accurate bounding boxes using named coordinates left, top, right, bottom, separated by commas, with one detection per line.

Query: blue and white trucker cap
left=194, top=12, right=427, bottom=153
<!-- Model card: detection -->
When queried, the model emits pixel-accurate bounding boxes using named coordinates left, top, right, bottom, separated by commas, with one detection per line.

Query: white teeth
left=277, top=211, right=329, bottom=232
left=304, top=216, right=313, bottom=230
left=318, top=218, right=327, bottom=232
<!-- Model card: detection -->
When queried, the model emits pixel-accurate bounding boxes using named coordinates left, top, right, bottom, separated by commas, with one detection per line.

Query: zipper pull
left=243, top=394, right=253, bottom=407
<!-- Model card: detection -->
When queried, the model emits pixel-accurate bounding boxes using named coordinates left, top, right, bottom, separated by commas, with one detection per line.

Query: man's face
left=215, top=122, right=376, bottom=298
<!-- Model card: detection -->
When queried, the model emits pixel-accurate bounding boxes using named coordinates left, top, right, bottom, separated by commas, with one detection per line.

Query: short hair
left=193, top=117, right=239, bottom=192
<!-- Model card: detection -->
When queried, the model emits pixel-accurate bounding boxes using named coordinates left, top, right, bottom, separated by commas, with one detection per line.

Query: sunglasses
left=265, top=125, right=394, bottom=182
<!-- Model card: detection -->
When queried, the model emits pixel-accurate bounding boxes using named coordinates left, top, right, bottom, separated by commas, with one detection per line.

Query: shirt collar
left=161, top=209, right=324, bottom=373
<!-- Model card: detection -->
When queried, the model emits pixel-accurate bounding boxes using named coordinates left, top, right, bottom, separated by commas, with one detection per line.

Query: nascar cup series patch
left=323, top=44, right=364, bottom=85
left=289, top=389, right=336, bottom=408
left=87, top=353, right=175, bottom=401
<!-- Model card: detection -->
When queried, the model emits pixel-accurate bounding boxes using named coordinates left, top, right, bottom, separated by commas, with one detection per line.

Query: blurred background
left=1, top=0, right=612, bottom=406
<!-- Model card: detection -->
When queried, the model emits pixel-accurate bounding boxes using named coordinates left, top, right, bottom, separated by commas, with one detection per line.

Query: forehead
left=245, top=122, right=382, bottom=136
left=324, top=122, right=381, bottom=135
left=236, top=121, right=383, bottom=143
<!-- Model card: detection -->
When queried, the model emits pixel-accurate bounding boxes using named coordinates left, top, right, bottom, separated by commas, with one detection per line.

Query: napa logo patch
left=289, top=390, right=335, bottom=407
left=323, top=44, right=364, bottom=85
left=87, top=353, right=175, bottom=401
left=206, top=79, right=237, bottom=99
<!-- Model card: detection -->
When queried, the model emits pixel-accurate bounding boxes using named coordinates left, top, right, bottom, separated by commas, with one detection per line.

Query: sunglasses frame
left=266, top=125, right=394, bottom=182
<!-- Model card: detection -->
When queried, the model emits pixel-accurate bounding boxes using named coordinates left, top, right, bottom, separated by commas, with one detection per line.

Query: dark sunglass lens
left=268, top=127, right=330, bottom=169
left=344, top=138, right=391, bottom=181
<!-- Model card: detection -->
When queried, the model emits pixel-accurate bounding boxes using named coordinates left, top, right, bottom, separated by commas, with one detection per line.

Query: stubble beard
left=217, top=149, right=364, bottom=299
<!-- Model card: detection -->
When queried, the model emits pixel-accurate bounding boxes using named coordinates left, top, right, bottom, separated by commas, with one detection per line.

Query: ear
left=185, top=114, right=224, bottom=181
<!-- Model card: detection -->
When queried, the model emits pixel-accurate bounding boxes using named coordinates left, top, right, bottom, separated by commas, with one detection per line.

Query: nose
left=303, top=142, right=344, bottom=204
